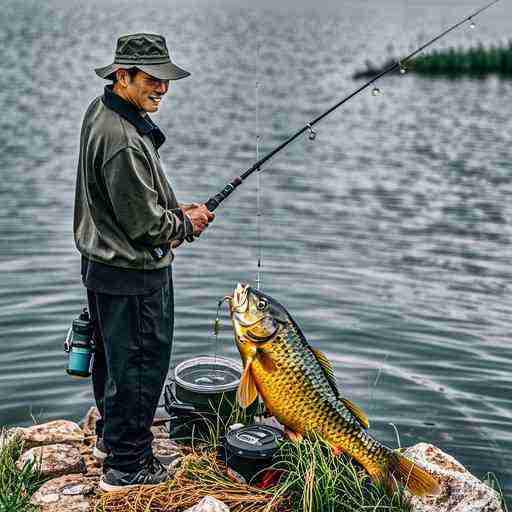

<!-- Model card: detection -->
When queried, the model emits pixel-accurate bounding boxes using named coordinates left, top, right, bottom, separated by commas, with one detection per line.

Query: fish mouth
left=230, top=283, right=250, bottom=314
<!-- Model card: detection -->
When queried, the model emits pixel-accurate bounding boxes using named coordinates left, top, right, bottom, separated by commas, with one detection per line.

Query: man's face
left=121, top=70, right=170, bottom=113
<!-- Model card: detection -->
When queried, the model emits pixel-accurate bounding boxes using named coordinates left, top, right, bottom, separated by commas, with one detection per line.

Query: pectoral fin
left=237, top=360, right=259, bottom=408
left=256, top=348, right=276, bottom=373
left=340, top=398, right=370, bottom=429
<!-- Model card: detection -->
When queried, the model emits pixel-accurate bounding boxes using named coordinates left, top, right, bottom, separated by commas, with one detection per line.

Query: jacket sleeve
left=101, top=146, right=192, bottom=245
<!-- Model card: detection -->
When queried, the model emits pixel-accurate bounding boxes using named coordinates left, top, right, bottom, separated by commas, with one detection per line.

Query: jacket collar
left=102, top=85, right=166, bottom=150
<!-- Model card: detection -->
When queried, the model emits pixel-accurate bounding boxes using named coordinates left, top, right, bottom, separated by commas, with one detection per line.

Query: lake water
left=0, top=0, right=510, bottom=501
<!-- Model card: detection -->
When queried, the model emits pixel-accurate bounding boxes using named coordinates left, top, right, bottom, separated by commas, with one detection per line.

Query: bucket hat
left=95, top=33, right=190, bottom=81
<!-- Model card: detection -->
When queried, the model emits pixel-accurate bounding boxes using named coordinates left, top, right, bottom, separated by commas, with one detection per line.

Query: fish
left=227, top=283, right=439, bottom=496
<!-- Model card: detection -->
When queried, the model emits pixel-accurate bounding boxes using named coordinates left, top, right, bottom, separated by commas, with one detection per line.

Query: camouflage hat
left=95, top=33, right=190, bottom=81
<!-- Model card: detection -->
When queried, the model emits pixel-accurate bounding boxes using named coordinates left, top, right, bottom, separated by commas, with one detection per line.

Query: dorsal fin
left=340, top=398, right=370, bottom=429
left=311, top=347, right=370, bottom=428
left=311, top=348, right=340, bottom=398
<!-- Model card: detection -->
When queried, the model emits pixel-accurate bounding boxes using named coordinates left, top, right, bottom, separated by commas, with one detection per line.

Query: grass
left=353, top=40, right=512, bottom=79
left=1, top=419, right=508, bottom=512
left=411, top=41, right=512, bottom=76
left=96, top=431, right=414, bottom=512
left=0, top=430, right=46, bottom=512
left=270, top=434, right=412, bottom=512
left=483, top=472, right=510, bottom=512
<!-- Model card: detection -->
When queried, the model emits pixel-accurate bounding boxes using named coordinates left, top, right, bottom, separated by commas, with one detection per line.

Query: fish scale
left=250, top=323, right=388, bottom=476
left=229, top=283, right=440, bottom=495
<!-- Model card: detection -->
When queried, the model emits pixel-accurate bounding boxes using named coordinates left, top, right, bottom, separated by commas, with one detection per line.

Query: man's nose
left=155, top=81, right=169, bottom=94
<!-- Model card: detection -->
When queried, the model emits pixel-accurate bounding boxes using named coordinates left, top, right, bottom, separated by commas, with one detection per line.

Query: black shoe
left=99, top=456, right=168, bottom=492
left=93, top=437, right=109, bottom=461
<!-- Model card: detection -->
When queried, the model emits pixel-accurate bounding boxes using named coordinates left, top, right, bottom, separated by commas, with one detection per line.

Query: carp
left=227, top=283, right=439, bottom=496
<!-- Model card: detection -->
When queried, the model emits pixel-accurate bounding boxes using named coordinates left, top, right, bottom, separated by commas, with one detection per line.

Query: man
left=73, top=33, right=215, bottom=491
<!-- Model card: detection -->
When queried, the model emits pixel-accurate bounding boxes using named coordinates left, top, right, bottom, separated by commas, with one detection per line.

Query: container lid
left=225, top=424, right=284, bottom=459
left=174, top=356, right=242, bottom=394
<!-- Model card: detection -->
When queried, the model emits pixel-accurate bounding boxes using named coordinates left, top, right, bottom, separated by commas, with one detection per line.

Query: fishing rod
left=201, top=0, right=499, bottom=214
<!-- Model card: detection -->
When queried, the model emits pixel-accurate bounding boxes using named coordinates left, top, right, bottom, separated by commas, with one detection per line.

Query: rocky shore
left=0, top=408, right=504, bottom=512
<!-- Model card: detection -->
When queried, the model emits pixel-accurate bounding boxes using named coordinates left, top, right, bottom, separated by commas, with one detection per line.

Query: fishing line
left=198, top=0, right=500, bottom=215
left=255, top=41, right=263, bottom=291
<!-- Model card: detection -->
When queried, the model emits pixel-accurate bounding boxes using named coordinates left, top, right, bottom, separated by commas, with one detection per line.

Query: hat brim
left=95, top=61, right=190, bottom=81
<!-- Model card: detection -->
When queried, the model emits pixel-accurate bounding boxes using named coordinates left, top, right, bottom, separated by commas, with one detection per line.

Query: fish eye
left=256, top=299, right=268, bottom=311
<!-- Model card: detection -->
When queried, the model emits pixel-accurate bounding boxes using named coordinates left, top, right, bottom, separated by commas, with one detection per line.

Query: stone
left=153, top=437, right=184, bottom=473
left=184, top=496, right=230, bottom=512
left=151, top=424, right=169, bottom=439
left=8, top=420, right=84, bottom=451
left=17, top=443, right=85, bottom=479
left=403, top=443, right=504, bottom=512
left=81, top=407, right=100, bottom=438
left=31, top=474, right=98, bottom=512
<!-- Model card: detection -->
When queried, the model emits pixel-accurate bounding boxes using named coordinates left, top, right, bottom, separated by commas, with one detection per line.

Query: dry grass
left=93, top=451, right=290, bottom=512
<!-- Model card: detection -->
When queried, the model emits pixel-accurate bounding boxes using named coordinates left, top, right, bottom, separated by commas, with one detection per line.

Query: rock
left=8, top=420, right=84, bottom=451
left=17, top=443, right=85, bottom=479
left=31, top=474, right=98, bottom=512
left=403, top=443, right=503, bottom=512
left=184, top=496, right=230, bottom=512
left=81, top=407, right=100, bottom=438
left=153, top=437, right=184, bottom=472
left=151, top=424, right=169, bottom=439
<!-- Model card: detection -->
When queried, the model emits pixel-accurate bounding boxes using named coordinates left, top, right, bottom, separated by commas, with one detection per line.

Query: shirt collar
left=102, top=85, right=166, bottom=150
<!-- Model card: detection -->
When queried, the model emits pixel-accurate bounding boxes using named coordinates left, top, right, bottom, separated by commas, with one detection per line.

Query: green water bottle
left=64, top=308, right=94, bottom=379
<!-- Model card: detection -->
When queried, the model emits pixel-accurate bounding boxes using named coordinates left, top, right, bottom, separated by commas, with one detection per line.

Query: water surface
left=0, top=0, right=510, bottom=500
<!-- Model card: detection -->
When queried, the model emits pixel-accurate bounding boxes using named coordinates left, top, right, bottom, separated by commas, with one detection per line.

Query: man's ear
left=115, top=69, right=129, bottom=87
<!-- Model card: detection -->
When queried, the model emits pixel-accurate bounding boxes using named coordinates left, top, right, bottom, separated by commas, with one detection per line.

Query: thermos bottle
left=64, top=308, right=94, bottom=379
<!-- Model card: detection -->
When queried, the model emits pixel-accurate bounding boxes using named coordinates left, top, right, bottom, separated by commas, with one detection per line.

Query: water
left=0, top=0, right=510, bottom=500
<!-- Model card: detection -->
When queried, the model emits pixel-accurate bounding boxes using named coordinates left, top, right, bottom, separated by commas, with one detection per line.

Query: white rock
left=184, top=496, right=230, bottom=512
left=17, top=443, right=85, bottom=478
left=31, top=474, right=98, bottom=512
left=81, top=407, right=100, bottom=437
left=8, top=420, right=84, bottom=451
left=403, top=443, right=503, bottom=512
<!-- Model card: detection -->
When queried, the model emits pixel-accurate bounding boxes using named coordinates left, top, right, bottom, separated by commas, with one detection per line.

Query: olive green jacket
left=74, top=87, right=192, bottom=270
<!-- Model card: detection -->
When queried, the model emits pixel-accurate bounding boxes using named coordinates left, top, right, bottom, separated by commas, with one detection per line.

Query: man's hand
left=180, top=203, right=215, bottom=238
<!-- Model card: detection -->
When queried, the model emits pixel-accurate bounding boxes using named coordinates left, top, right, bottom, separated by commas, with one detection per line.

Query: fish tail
left=386, top=449, right=440, bottom=497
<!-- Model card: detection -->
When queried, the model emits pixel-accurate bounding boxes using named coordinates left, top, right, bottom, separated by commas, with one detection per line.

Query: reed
left=353, top=40, right=512, bottom=79
left=0, top=430, right=46, bottom=512
left=411, top=41, right=512, bottom=76
left=271, top=434, right=412, bottom=512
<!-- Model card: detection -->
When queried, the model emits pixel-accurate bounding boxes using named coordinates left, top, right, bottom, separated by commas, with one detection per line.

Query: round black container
left=223, top=424, right=284, bottom=484
left=173, top=356, right=251, bottom=418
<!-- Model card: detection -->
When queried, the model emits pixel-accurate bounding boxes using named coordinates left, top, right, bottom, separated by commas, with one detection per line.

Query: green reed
left=411, top=40, right=512, bottom=76
left=353, top=40, right=512, bottom=79
left=269, top=435, right=412, bottom=512
left=0, top=430, right=45, bottom=512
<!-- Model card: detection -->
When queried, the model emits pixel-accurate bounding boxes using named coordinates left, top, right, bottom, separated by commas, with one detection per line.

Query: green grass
left=269, top=435, right=412, bottom=512
left=483, top=472, right=510, bottom=512
left=353, top=40, right=512, bottom=79
left=411, top=41, right=512, bottom=76
left=0, top=430, right=46, bottom=512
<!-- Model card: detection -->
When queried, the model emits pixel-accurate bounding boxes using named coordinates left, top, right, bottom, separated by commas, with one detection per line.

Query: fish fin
left=388, top=451, right=441, bottom=497
left=237, top=361, right=258, bottom=408
left=284, top=427, right=303, bottom=444
left=257, top=348, right=276, bottom=373
left=311, top=348, right=340, bottom=398
left=340, top=398, right=370, bottom=429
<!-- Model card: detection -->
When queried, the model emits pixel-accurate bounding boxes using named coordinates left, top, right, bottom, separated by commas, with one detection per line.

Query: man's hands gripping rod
left=171, top=203, right=215, bottom=249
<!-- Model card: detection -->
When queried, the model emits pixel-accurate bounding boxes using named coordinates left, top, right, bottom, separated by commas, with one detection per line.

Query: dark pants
left=86, top=272, right=173, bottom=472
